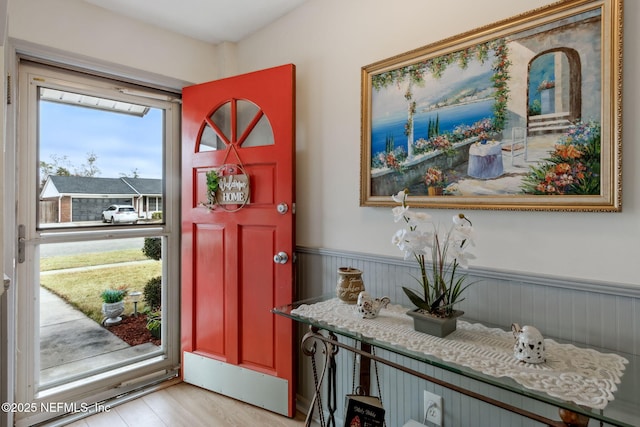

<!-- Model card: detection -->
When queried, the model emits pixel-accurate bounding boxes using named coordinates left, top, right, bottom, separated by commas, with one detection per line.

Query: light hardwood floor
left=66, top=382, right=310, bottom=427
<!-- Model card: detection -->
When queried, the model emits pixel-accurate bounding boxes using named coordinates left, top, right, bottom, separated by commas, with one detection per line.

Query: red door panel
left=240, top=225, right=276, bottom=370
left=193, top=224, right=226, bottom=358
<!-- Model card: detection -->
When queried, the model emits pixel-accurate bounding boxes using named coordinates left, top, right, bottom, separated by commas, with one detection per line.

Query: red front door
left=181, top=64, right=296, bottom=416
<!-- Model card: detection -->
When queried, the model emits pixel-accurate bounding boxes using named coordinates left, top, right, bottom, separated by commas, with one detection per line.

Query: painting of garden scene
left=361, top=1, right=621, bottom=211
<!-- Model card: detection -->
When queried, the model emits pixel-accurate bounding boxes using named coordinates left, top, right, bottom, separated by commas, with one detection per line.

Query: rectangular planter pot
left=407, top=309, right=464, bottom=338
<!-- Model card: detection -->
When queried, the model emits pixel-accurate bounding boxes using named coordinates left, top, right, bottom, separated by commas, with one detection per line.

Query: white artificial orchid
left=448, top=245, right=476, bottom=269
left=403, top=229, right=434, bottom=257
left=392, top=189, right=408, bottom=204
left=392, top=205, right=409, bottom=222
left=406, top=210, right=432, bottom=226
left=391, top=228, right=407, bottom=249
left=452, top=213, right=469, bottom=225
left=391, top=191, right=476, bottom=317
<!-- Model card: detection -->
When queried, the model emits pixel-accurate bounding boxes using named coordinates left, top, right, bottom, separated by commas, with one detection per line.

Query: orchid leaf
left=402, top=287, right=431, bottom=311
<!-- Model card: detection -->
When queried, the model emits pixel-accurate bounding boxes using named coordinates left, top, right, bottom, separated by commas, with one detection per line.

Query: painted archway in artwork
left=527, top=48, right=582, bottom=128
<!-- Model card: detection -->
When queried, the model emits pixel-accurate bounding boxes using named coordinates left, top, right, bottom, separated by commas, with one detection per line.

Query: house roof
left=41, top=175, right=162, bottom=198
left=121, top=177, right=163, bottom=194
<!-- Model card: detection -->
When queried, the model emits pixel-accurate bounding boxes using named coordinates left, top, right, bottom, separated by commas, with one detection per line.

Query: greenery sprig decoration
left=206, top=169, right=219, bottom=204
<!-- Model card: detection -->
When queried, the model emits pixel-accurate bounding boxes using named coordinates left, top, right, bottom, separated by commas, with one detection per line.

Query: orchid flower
left=391, top=192, right=476, bottom=316
left=392, top=205, right=409, bottom=222
left=392, top=189, right=408, bottom=205
left=406, top=210, right=432, bottom=227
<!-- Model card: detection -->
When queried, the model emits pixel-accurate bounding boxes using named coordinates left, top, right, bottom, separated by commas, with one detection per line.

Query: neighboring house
left=40, top=175, right=162, bottom=223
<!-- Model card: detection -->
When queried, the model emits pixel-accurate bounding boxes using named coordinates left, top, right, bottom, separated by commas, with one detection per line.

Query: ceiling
left=82, top=0, right=308, bottom=44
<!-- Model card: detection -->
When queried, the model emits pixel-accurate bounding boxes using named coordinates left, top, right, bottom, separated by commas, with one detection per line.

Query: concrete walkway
left=40, top=287, right=157, bottom=385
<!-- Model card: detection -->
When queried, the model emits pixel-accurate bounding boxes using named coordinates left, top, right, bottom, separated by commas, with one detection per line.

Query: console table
left=273, top=296, right=637, bottom=427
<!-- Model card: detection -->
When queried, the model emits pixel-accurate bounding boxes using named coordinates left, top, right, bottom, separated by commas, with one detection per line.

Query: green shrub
left=528, top=99, right=541, bottom=116
left=142, top=237, right=162, bottom=261
left=143, top=276, right=162, bottom=309
left=151, top=211, right=163, bottom=220
left=146, top=309, right=161, bottom=338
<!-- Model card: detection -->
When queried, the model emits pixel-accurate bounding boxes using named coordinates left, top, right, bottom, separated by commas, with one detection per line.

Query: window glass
left=197, top=100, right=274, bottom=152
left=38, top=89, right=164, bottom=229
left=39, top=237, right=163, bottom=388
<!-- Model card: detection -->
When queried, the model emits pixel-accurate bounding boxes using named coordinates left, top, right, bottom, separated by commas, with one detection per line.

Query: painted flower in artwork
left=424, top=167, right=446, bottom=188
left=537, top=79, right=555, bottom=92
left=521, top=120, right=600, bottom=195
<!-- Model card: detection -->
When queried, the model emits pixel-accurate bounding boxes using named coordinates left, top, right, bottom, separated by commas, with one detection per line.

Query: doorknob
left=277, top=203, right=288, bottom=214
left=273, top=251, right=289, bottom=264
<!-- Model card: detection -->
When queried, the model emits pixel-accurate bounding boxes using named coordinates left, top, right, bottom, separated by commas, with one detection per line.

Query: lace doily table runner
left=291, top=298, right=628, bottom=410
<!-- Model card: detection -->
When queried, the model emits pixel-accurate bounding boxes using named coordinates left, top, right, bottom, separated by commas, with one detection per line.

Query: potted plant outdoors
left=391, top=190, right=476, bottom=337
left=424, top=167, right=446, bottom=196
left=101, top=288, right=127, bottom=326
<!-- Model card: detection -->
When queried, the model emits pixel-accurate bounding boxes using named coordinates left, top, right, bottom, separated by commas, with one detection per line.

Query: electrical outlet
left=424, top=390, right=443, bottom=426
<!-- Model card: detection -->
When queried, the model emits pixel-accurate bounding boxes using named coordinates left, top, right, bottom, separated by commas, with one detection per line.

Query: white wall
left=236, top=0, right=640, bottom=285
left=7, top=0, right=219, bottom=84
left=5, top=0, right=638, bottom=286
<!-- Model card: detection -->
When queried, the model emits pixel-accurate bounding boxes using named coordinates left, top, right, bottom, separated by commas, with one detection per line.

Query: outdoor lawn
left=40, top=248, right=161, bottom=324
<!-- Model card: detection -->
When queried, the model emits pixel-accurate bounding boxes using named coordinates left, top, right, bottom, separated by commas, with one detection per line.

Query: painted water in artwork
left=372, top=98, right=494, bottom=155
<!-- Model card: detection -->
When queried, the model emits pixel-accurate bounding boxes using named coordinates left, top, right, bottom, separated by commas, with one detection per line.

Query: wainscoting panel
left=293, top=246, right=640, bottom=427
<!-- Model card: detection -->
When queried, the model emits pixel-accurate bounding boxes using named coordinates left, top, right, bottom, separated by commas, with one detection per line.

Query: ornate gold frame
left=360, top=0, right=622, bottom=211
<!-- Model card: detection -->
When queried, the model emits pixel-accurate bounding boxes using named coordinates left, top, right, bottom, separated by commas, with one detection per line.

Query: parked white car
left=101, top=205, right=138, bottom=224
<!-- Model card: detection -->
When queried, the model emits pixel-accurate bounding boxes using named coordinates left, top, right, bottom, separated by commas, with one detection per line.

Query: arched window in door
left=197, top=99, right=274, bottom=152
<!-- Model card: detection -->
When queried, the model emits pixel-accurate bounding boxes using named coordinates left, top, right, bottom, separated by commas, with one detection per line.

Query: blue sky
left=39, top=101, right=163, bottom=179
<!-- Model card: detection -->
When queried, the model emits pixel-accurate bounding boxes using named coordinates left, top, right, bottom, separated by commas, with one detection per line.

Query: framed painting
left=360, top=0, right=622, bottom=211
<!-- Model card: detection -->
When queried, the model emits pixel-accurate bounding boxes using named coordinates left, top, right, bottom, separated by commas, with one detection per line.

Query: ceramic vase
left=336, top=267, right=365, bottom=304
